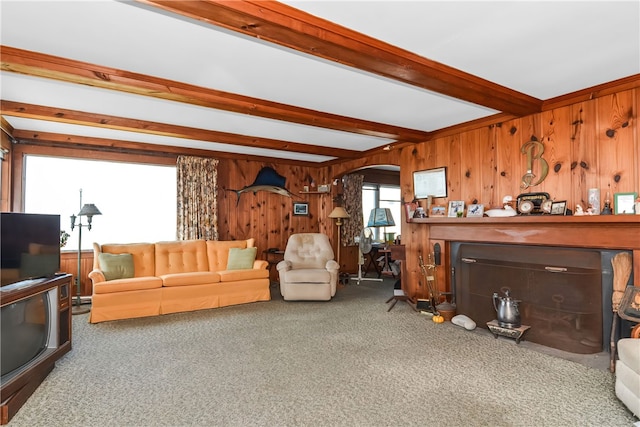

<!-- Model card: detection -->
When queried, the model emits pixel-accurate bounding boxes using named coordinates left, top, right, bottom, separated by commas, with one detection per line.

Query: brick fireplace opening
left=450, top=243, right=634, bottom=354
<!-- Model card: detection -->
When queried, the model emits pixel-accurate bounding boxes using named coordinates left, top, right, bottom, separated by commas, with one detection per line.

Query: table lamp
left=367, top=208, right=395, bottom=245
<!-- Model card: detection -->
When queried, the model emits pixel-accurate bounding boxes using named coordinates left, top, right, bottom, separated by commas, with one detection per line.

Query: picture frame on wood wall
left=447, top=201, right=465, bottom=217
left=413, top=167, right=448, bottom=199
left=293, top=202, right=309, bottom=216
left=466, top=204, right=484, bottom=217
left=431, top=206, right=446, bottom=216
left=614, top=192, right=638, bottom=214
left=404, top=202, right=418, bottom=221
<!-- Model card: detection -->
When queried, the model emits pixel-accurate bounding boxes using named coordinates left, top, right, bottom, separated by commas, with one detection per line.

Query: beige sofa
left=88, top=239, right=270, bottom=323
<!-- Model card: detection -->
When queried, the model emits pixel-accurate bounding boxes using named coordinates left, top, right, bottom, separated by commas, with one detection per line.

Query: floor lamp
left=328, top=206, right=350, bottom=267
left=70, top=189, right=101, bottom=315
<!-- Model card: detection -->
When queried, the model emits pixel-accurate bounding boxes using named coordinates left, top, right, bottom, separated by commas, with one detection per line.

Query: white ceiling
left=1, top=0, right=639, bottom=163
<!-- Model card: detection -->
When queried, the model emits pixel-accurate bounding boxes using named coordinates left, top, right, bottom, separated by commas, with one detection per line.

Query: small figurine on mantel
left=602, top=192, right=613, bottom=215
left=576, top=204, right=596, bottom=216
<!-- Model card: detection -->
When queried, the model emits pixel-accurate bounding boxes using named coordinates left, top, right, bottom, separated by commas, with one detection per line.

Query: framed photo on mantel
left=614, top=192, right=638, bottom=214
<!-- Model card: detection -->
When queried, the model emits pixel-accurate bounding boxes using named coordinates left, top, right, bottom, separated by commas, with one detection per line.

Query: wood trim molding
left=1, top=45, right=429, bottom=143
left=1, top=100, right=360, bottom=159
left=542, top=74, right=640, bottom=111
left=139, top=0, right=542, bottom=116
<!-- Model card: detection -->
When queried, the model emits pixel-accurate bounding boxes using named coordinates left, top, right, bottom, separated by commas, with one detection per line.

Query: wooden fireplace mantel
left=411, top=215, right=640, bottom=285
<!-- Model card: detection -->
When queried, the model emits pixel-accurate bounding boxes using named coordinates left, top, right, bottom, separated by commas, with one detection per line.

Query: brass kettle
left=493, top=289, right=521, bottom=328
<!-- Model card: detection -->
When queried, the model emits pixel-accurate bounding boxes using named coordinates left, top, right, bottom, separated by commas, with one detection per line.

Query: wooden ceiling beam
left=139, top=0, right=543, bottom=116
left=1, top=101, right=360, bottom=159
left=11, top=131, right=323, bottom=167
left=1, top=46, right=429, bottom=143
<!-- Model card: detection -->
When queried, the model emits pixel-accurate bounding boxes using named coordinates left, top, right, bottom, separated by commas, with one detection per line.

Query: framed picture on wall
left=293, top=202, right=309, bottom=216
left=413, top=167, right=447, bottom=199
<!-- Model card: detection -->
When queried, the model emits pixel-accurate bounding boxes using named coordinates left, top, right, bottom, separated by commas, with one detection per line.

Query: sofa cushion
left=98, top=253, right=135, bottom=281
left=206, top=239, right=254, bottom=272
left=155, top=240, right=209, bottom=276
left=284, top=233, right=334, bottom=269
left=98, top=243, right=156, bottom=277
left=218, top=268, right=269, bottom=282
left=160, top=272, right=220, bottom=287
left=93, top=276, right=163, bottom=294
left=227, top=247, right=257, bottom=270
left=283, top=268, right=331, bottom=283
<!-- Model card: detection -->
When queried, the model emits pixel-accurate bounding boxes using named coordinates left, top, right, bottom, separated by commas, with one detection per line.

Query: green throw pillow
left=226, top=247, right=257, bottom=270
left=99, top=253, right=134, bottom=281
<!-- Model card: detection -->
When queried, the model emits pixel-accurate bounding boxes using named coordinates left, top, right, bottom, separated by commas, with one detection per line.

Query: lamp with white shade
left=328, top=206, right=350, bottom=267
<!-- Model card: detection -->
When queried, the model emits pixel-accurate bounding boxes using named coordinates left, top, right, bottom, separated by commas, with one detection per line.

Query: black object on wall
left=434, top=243, right=441, bottom=265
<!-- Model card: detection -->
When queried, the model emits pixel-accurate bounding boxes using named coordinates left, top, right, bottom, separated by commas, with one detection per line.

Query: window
left=24, top=156, right=176, bottom=250
left=362, top=183, right=401, bottom=242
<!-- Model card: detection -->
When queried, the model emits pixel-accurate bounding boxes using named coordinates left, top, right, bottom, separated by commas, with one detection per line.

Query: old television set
left=1, top=283, right=60, bottom=387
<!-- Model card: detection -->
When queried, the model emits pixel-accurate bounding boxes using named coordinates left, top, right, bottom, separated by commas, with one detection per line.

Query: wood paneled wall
left=5, top=88, right=640, bottom=298
left=324, top=88, right=639, bottom=298
left=60, top=250, right=94, bottom=296
left=216, top=158, right=334, bottom=250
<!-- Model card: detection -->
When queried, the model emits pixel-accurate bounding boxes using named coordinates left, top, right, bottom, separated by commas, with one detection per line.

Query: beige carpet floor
left=6, top=278, right=637, bottom=426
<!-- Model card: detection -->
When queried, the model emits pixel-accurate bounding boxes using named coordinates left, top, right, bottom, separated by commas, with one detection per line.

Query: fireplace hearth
left=450, top=243, right=634, bottom=354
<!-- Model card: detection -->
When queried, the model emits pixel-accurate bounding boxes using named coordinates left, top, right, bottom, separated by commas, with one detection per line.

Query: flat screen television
left=1, top=212, right=61, bottom=287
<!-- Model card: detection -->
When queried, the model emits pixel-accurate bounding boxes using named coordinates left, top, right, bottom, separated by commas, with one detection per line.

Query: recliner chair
left=277, top=233, right=339, bottom=301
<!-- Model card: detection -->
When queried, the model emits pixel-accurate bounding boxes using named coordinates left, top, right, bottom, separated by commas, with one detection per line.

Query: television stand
left=1, top=364, right=54, bottom=425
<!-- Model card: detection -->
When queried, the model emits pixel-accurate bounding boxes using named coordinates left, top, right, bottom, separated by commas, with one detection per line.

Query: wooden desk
left=381, top=245, right=406, bottom=278
left=365, top=246, right=382, bottom=277
left=388, top=244, right=406, bottom=261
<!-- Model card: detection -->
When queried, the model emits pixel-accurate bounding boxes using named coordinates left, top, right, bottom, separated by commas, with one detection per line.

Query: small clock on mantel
left=517, top=199, right=534, bottom=215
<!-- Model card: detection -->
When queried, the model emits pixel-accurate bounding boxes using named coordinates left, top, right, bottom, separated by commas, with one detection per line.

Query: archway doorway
left=332, top=164, right=401, bottom=278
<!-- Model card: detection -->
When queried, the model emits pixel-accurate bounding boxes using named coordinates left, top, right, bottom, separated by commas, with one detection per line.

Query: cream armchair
left=277, top=233, right=339, bottom=301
